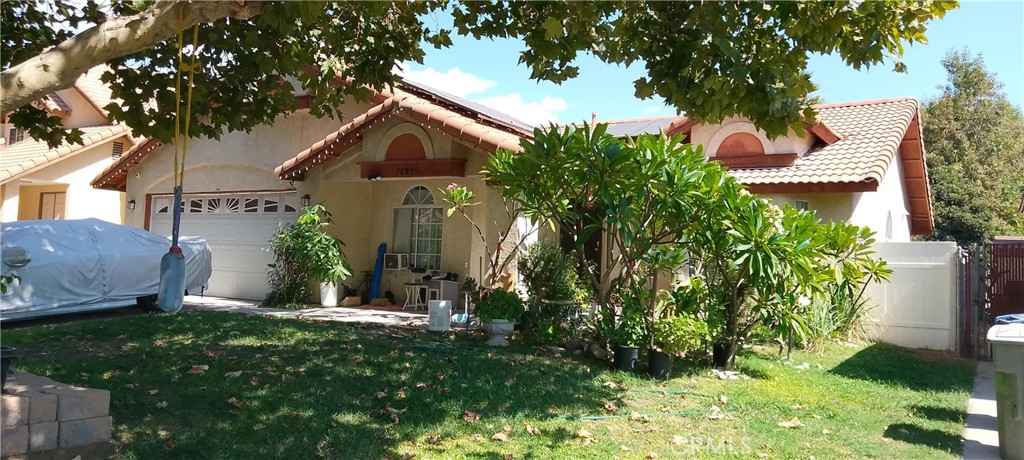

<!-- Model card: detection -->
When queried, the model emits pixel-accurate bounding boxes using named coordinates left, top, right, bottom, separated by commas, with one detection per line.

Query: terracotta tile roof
left=0, top=124, right=130, bottom=184
left=726, top=98, right=918, bottom=187
left=39, top=93, right=72, bottom=115
left=276, top=87, right=527, bottom=180
left=73, top=65, right=115, bottom=117
left=91, top=137, right=163, bottom=191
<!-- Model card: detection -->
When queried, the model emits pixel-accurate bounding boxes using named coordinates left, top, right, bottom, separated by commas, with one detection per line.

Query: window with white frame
left=393, top=186, right=443, bottom=270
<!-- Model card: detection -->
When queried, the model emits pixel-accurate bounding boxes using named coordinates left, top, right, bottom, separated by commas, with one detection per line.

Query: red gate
left=989, top=238, right=1024, bottom=318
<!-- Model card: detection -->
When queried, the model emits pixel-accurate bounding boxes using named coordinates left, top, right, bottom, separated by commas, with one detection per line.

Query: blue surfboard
left=370, top=242, right=387, bottom=299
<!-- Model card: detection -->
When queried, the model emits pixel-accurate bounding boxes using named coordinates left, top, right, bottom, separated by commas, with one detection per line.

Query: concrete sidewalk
left=963, top=360, right=1000, bottom=460
left=183, top=295, right=430, bottom=329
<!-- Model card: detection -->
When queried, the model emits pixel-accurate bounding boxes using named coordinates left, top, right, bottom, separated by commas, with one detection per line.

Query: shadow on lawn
left=5, top=311, right=619, bottom=459
left=828, top=343, right=975, bottom=393
left=883, top=423, right=962, bottom=454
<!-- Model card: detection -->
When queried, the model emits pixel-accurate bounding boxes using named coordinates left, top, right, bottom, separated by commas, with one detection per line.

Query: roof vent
left=112, top=141, right=124, bottom=159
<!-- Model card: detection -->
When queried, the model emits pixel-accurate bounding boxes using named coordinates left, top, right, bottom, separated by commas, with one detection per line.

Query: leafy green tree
left=923, top=49, right=1024, bottom=245
left=2, top=0, right=956, bottom=147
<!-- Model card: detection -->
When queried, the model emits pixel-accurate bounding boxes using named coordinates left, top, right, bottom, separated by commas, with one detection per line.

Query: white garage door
left=149, top=192, right=298, bottom=300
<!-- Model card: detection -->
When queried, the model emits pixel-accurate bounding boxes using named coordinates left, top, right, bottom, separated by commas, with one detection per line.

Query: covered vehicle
left=0, top=219, right=212, bottom=321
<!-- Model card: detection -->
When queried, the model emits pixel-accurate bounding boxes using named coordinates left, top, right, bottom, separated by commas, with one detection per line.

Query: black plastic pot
left=612, top=344, right=639, bottom=372
left=647, top=350, right=673, bottom=380
left=712, top=343, right=733, bottom=369
left=1, top=346, right=17, bottom=391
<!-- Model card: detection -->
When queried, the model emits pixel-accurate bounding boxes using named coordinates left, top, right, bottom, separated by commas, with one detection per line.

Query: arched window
left=394, top=186, right=443, bottom=270
left=717, top=132, right=765, bottom=157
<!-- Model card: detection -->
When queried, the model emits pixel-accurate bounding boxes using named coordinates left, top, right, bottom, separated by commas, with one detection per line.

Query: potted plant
left=268, top=203, right=352, bottom=307
left=610, top=309, right=647, bottom=372
left=649, top=314, right=710, bottom=379
left=1, top=346, right=16, bottom=391
left=474, top=289, right=525, bottom=346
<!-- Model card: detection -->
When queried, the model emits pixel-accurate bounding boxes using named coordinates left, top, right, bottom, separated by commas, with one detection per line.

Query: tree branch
left=1, top=0, right=264, bottom=111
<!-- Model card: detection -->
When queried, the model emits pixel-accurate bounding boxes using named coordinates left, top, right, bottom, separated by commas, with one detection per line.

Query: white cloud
left=396, top=64, right=567, bottom=126
left=477, top=93, right=567, bottom=126
left=397, top=64, right=496, bottom=98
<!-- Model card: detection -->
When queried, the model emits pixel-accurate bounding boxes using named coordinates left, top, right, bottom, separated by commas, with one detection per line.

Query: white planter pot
left=482, top=319, right=515, bottom=347
left=319, top=281, right=338, bottom=307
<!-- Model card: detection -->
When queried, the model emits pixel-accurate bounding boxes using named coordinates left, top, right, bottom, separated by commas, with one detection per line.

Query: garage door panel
left=149, top=193, right=296, bottom=300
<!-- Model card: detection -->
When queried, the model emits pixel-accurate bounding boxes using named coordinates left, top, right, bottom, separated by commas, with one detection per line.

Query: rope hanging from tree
left=157, top=5, right=200, bottom=313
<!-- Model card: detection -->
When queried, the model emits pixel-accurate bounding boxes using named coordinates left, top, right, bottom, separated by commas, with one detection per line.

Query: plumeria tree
left=484, top=124, right=731, bottom=314
left=439, top=183, right=536, bottom=289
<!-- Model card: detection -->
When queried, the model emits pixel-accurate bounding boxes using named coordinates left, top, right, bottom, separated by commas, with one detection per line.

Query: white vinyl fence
left=863, top=241, right=960, bottom=352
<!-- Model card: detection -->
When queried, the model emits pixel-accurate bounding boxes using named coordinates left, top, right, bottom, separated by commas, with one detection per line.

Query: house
left=1, top=67, right=135, bottom=224
left=92, top=79, right=932, bottom=302
left=591, top=97, right=933, bottom=242
left=93, top=81, right=528, bottom=301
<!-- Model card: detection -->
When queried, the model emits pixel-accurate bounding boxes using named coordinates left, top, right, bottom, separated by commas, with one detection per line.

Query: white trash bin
left=428, top=300, right=452, bottom=332
left=988, top=320, right=1024, bottom=460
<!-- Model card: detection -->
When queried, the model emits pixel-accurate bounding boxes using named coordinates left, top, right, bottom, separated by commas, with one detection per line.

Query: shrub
left=474, top=289, right=525, bottom=323
left=652, top=314, right=710, bottom=357
left=517, top=240, right=591, bottom=343
left=266, top=204, right=351, bottom=306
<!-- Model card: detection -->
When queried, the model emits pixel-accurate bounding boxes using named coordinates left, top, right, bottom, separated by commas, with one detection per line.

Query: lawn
left=2, top=311, right=976, bottom=459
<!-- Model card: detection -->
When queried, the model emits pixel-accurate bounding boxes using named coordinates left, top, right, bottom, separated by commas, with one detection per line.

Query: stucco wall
left=758, top=192, right=855, bottom=225
left=123, top=105, right=372, bottom=228
left=690, top=117, right=816, bottom=157
left=848, top=149, right=912, bottom=242
left=12, top=141, right=127, bottom=224
left=0, top=183, right=19, bottom=222
left=54, top=88, right=108, bottom=129
left=17, top=184, right=68, bottom=220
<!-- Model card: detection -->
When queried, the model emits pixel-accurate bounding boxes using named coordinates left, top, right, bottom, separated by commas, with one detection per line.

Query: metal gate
left=989, top=238, right=1024, bottom=318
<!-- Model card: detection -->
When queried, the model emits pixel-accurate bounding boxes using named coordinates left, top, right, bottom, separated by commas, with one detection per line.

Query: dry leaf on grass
left=822, top=428, right=832, bottom=435
left=462, top=411, right=481, bottom=423
left=576, top=429, right=596, bottom=445
left=603, top=402, right=618, bottom=413
left=282, top=374, right=295, bottom=382
left=148, top=389, right=159, bottom=395
left=502, top=454, right=514, bottom=460
left=385, top=405, right=406, bottom=423
left=602, top=381, right=625, bottom=390
left=525, top=424, right=539, bottom=436
left=646, top=452, right=658, bottom=459
left=504, top=377, right=516, bottom=387
left=719, top=395, right=729, bottom=404
left=226, top=397, right=249, bottom=409
left=375, top=391, right=389, bottom=399
left=491, top=432, right=508, bottom=442
left=620, top=445, right=631, bottom=451
left=155, top=401, right=168, bottom=408
left=629, top=412, right=651, bottom=422
left=426, top=435, right=442, bottom=445
left=777, top=418, right=804, bottom=429
left=164, top=439, right=174, bottom=451
left=469, top=434, right=484, bottom=442
left=224, top=371, right=243, bottom=379
left=187, top=365, right=209, bottom=375
left=708, top=405, right=725, bottom=420
left=502, top=424, right=512, bottom=433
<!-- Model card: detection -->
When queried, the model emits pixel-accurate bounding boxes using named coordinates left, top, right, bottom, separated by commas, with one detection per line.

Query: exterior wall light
left=301, top=194, right=311, bottom=207
left=127, top=199, right=136, bottom=210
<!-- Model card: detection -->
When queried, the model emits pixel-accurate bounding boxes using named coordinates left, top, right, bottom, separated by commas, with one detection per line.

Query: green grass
left=2, top=311, right=976, bottom=459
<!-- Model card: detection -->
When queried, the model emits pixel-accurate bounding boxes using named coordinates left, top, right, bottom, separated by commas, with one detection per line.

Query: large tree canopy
left=922, top=49, right=1024, bottom=246
left=2, top=0, right=956, bottom=147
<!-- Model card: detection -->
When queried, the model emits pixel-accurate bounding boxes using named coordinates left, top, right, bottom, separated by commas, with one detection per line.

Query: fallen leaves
left=525, top=424, right=539, bottom=436
left=711, top=369, right=740, bottom=380
left=462, top=410, right=481, bottom=423
left=155, top=401, right=168, bottom=408
left=603, top=402, right=618, bottom=413
left=224, top=371, right=243, bottom=379
left=426, top=435, right=442, bottom=445
left=375, top=391, right=389, bottom=399
left=777, top=417, right=805, bottom=429
left=822, top=428, right=833, bottom=435
left=226, top=397, right=249, bottom=409
left=186, top=365, right=209, bottom=375
left=576, top=428, right=597, bottom=445
left=491, top=432, right=508, bottom=442
left=602, top=381, right=625, bottom=390
left=148, top=389, right=159, bottom=396
left=671, top=435, right=685, bottom=445
left=384, top=405, right=406, bottom=423
left=708, top=405, right=726, bottom=420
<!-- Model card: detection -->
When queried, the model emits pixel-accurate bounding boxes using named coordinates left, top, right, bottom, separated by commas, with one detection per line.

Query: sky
left=401, top=1, right=1024, bottom=126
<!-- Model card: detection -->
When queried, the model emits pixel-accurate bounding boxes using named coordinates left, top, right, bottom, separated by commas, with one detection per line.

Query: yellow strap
left=172, top=4, right=200, bottom=188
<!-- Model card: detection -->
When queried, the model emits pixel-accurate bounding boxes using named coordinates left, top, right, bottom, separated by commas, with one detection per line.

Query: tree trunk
left=712, top=341, right=738, bottom=370
left=1, top=1, right=263, bottom=111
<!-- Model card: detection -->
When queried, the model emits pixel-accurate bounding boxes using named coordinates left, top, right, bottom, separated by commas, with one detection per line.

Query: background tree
left=2, top=0, right=956, bottom=147
left=922, top=49, right=1024, bottom=246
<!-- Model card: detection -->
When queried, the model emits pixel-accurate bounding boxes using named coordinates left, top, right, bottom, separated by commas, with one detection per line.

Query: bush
left=652, top=314, right=710, bottom=357
left=474, top=289, right=525, bottom=323
left=266, top=204, right=351, bottom=306
left=517, top=240, right=591, bottom=343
